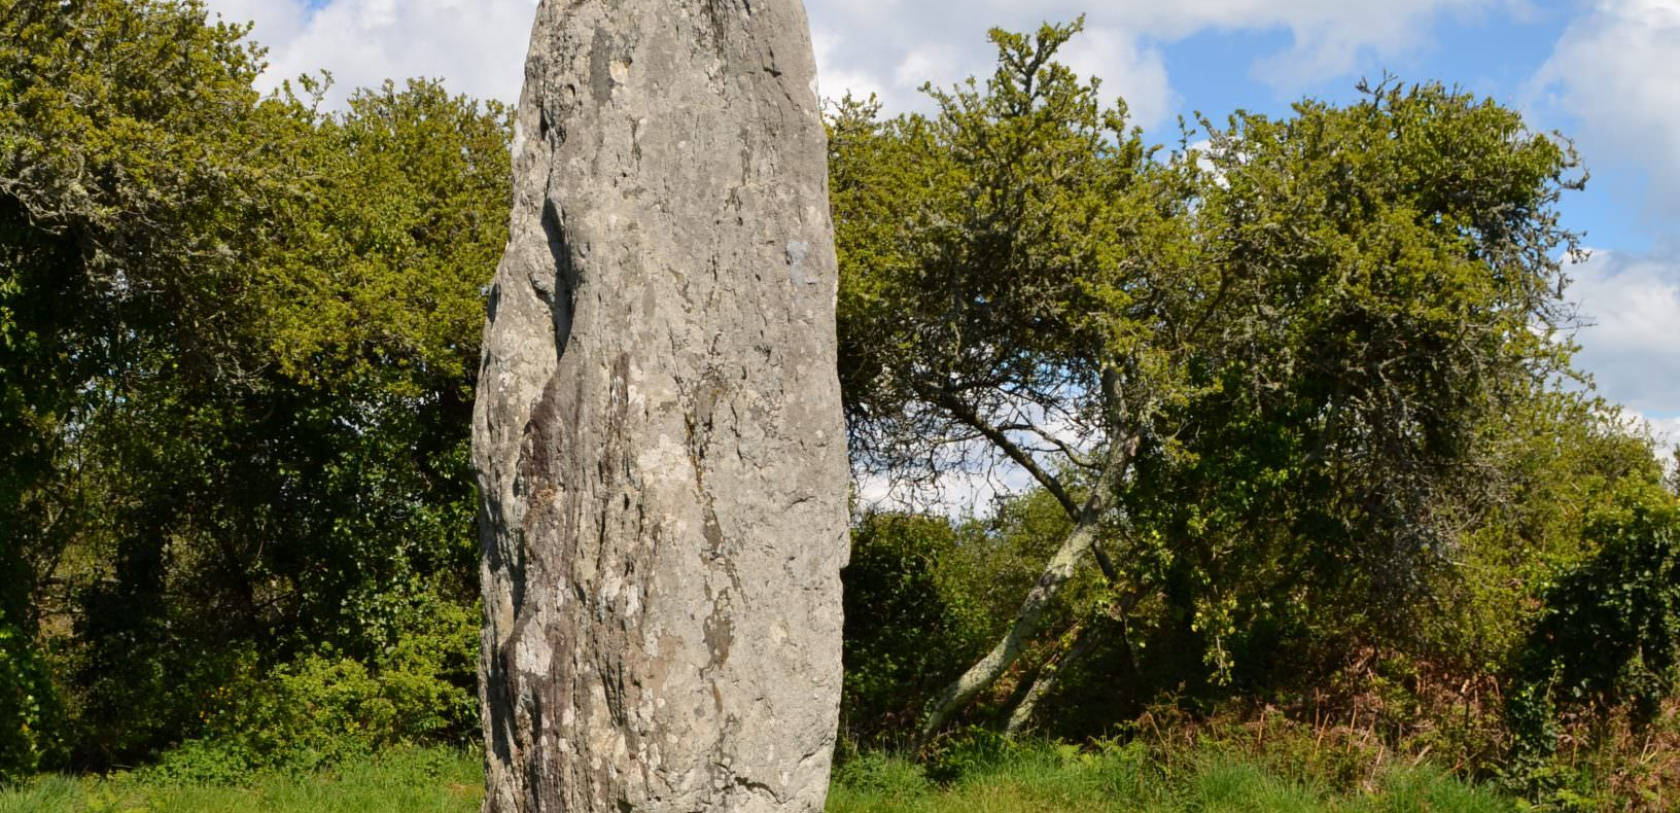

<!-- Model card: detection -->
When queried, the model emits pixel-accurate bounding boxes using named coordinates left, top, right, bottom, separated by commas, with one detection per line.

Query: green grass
left=826, top=743, right=1519, bottom=813
left=0, top=742, right=1516, bottom=813
left=0, top=747, right=483, bottom=813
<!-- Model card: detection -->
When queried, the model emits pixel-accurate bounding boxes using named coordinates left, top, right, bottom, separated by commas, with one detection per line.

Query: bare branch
left=926, top=386, right=1079, bottom=520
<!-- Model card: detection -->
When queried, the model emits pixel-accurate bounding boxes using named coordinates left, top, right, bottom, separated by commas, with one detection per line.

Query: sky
left=203, top=0, right=1680, bottom=496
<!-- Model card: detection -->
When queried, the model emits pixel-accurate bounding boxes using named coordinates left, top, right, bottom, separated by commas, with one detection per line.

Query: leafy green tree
left=66, top=77, right=508, bottom=766
left=830, top=21, right=1590, bottom=738
left=1, top=0, right=507, bottom=768
left=1106, top=78, right=1595, bottom=699
left=0, top=0, right=278, bottom=773
left=832, top=20, right=1174, bottom=738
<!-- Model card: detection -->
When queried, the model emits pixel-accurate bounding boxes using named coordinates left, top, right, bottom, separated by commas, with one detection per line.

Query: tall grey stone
left=470, top=0, right=849, bottom=810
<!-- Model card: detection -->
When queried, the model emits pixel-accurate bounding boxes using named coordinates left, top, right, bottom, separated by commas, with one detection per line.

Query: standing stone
left=471, top=0, right=849, bottom=810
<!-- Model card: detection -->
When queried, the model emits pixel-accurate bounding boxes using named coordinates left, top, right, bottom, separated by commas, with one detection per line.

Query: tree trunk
left=1004, top=620, right=1104, bottom=735
left=472, top=1, right=849, bottom=810
left=917, top=434, right=1135, bottom=743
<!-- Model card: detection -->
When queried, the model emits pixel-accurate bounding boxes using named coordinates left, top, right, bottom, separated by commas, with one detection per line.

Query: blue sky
left=1149, top=6, right=1665, bottom=276
left=211, top=0, right=1680, bottom=442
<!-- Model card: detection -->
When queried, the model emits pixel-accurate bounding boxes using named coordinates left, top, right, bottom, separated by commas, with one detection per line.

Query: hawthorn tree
left=830, top=20, right=1589, bottom=739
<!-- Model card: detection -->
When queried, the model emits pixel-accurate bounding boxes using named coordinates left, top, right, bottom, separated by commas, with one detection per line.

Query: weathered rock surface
left=471, top=0, right=848, bottom=810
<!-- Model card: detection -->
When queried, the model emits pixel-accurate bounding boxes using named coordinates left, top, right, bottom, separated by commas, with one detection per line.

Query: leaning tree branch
left=927, top=386, right=1124, bottom=584
left=1005, top=578, right=1151, bottom=734
left=1027, top=424, right=1095, bottom=470
left=927, top=387, right=1080, bottom=519
left=1005, top=618, right=1106, bottom=735
left=916, top=427, right=1139, bottom=744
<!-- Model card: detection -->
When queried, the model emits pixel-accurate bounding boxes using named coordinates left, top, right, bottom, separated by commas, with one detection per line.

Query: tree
left=832, top=20, right=1173, bottom=738
left=829, top=21, right=1588, bottom=739
left=0, top=0, right=510, bottom=767
left=0, top=0, right=275, bottom=771
left=69, top=76, right=509, bottom=765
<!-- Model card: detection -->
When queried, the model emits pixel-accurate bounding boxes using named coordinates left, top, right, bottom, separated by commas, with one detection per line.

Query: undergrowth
left=3, top=706, right=1671, bottom=813
left=830, top=735, right=1516, bottom=813
left=0, top=739, right=1512, bottom=813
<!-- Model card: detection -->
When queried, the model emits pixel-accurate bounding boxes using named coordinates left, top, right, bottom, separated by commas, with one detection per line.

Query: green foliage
left=1528, top=485, right=1680, bottom=718
left=832, top=21, right=1596, bottom=740
left=1115, top=76, right=1588, bottom=683
left=921, top=726, right=1021, bottom=783
left=1438, top=399, right=1663, bottom=670
left=841, top=495, right=1095, bottom=742
left=0, top=0, right=505, bottom=769
left=832, top=18, right=1155, bottom=475
left=828, top=734, right=1518, bottom=812
left=0, top=610, right=59, bottom=783
left=0, top=0, right=277, bottom=771
left=842, top=514, right=977, bottom=744
left=831, top=22, right=1678, bottom=806
left=158, top=655, right=412, bottom=781
left=1506, top=483, right=1680, bottom=803
left=142, top=589, right=478, bottom=782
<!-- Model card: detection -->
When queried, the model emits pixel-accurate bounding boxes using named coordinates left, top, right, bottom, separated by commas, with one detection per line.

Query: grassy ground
left=827, top=744, right=1517, bottom=813
left=0, top=743, right=1515, bottom=812
left=0, top=748, right=483, bottom=813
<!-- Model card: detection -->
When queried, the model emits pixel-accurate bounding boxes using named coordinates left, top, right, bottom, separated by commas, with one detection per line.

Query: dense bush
left=841, top=494, right=1097, bottom=745
left=0, top=612, right=57, bottom=783
left=1522, top=484, right=1680, bottom=721
left=1506, top=482, right=1680, bottom=804
left=146, top=590, right=478, bottom=782
left=0, top=0, right=503, bottom=770
left=841, top=514, right=976, bottom=745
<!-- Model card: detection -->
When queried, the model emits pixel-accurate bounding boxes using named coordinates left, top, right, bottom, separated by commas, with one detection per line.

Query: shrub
left=840, top=513, right=984, bottom=746
left=148, top=589, right=478, bottom=782
left=921, top=726, right=1019, bottom=784
left=0, top=613, right=57, bottom=783
left=1508, top=482, right=1680, bottom=803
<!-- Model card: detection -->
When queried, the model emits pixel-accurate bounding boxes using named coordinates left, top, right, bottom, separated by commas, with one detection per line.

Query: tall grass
left=827, top=743, right=1517, bottom=813
left=0, top=739, right=1517, bottom=813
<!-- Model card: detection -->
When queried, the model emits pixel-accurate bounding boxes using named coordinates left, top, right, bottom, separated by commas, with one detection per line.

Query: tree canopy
left=829, top=18, right=1627, bottom=739
left=0, top=0, right=508, bottom=774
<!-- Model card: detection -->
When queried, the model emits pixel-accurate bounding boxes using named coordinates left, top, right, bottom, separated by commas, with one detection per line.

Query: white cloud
left=210, top=0, right=308, bottom=46
left=1638, top=413, right=1680, bottom=448
left=204, top=0, right=539, bottom=106
left=1532, top=0, right=1680, bottom=219
left=207, top=0, right=1519, bottom=129
left=1058, top=25, right=1176, bottom=129
left=805, top=0, right=1519, bottom=126
left=1566, top=249, right=1680, bottom=416
left=812, top=31, right=888, bottom=104
left=853, top=464, right=1036, bottom=520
